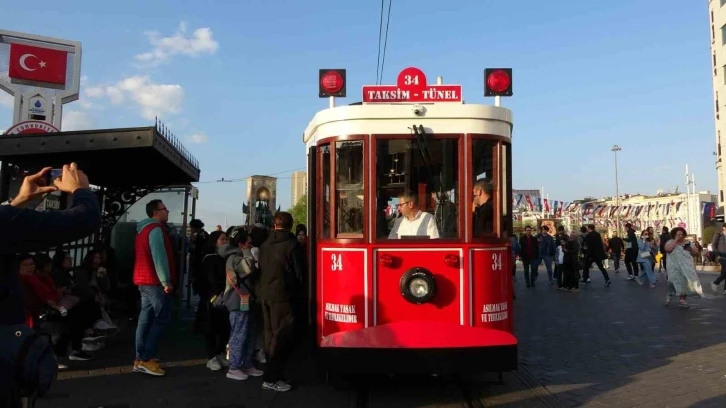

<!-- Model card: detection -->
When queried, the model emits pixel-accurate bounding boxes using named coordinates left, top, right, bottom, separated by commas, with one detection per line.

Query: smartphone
left=45, top=168, right=62, bottom=186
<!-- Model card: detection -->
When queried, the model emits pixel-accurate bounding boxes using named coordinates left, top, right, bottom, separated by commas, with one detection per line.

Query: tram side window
left=335, top=141, right=365, bottom=238
left=471, top=139, right=496, bottom=237
left=320, top=144, right=331, bottom=238
left=376, top=138, right=459, bottom=239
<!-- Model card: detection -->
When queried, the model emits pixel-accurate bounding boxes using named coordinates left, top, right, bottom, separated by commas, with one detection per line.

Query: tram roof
left=303, top=102, right=513, bottom=148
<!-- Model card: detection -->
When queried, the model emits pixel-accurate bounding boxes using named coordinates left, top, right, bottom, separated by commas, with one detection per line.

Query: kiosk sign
left=362, top=67, right=462, bottom=103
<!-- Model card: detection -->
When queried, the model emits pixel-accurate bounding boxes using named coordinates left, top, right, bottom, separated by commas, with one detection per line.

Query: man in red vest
left=132, top=199, right=177, bottom=376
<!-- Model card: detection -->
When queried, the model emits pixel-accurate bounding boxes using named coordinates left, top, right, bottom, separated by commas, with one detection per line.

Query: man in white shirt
left=388, top=191, right=440, bottom=239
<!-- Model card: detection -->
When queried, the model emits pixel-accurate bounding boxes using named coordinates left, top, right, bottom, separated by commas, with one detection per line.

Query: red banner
left=9, top=43, right=68, bottom=85
left=362, top=66, right=462, bottom=103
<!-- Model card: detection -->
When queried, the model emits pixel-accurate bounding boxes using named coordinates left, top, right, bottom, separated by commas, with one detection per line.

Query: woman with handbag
left=635, top=231, right=657, bottom=288
left=218, top=228, right=264, bottom=381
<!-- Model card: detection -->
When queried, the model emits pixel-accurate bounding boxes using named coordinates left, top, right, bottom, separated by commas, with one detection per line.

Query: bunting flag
left=525, top=195, right=534, bottom=210
left=543, top=198, right=550, bottom=213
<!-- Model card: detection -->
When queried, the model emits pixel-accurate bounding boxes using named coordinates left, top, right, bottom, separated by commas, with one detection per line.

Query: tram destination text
left=324, top=302, right=358, bottom=323
left=480, top=302, right=509, bottom=323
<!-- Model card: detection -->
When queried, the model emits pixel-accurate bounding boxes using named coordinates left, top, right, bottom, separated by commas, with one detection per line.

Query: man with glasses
left=472, top=179, right=494, bottom=237
left=132, top=199, right=177, bottom=376
left=388, top=191, right=439, bottom=239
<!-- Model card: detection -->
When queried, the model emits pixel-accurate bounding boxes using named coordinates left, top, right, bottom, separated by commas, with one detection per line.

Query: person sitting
left=388, top=191, right=439, bottom=239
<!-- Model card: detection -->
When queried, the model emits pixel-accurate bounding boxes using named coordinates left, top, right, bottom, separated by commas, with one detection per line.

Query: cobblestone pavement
left=35, top=265, right=726, bottom=407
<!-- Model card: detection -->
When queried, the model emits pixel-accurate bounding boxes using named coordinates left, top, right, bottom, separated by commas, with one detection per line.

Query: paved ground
left=35, top=264, right=726, bottom=408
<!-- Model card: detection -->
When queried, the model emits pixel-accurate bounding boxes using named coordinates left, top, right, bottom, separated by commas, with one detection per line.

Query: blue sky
left=0, top=0, right=717, bottom=227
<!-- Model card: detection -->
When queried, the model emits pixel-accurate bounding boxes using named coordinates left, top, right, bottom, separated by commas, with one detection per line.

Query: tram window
left=335, top=141, right=365, bottom=238
left=472, top=139, right=497, bottom=237
left=320, top=144, right=331, bottom=238
left=376, top=138, right=459, bottom=239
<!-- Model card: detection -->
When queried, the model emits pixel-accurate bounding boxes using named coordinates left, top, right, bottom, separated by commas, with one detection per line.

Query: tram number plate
left=491, top=252, right=503, bottom=271
left=331, top=253, right=344, bottom=271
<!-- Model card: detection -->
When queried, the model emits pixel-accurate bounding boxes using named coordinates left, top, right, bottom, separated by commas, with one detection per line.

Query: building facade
left=560, top=191, right=718, bottom=238
left=291, top=170, right=307, bottom=207
left=709, top=0, right=726, bottom=205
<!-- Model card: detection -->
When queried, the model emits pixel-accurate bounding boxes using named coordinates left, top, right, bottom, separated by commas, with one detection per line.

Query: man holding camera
left=1, top=163, right=101, bottom=408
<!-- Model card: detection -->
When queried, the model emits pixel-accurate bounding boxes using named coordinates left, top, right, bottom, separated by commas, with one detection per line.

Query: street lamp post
left=612, top=145, right=622, bottom=235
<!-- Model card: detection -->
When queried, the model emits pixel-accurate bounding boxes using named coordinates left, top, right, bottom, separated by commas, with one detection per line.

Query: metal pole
left=495, top=95, right=501, bottom=107
left=685, top=165, right=691, bottom=233
left=612, top=145, right=622, bottom=235
left=181, top=186, right=190, bottom=309
left=329, top=96, right=335, bottom=109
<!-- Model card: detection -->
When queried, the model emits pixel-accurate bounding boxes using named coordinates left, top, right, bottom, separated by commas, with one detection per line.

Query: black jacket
left=608, top=236, right=624, bottom=254
left=258, top=229, right=305, bottom=302
left=0, top=189, right=101, bottom=326
left=473, top=199, right=493, bottom=237
left=624, top=228, right=638, bottom=253
left=518, top=235, right=539, bottom=261
left=585, top=231, right=607, bottom=261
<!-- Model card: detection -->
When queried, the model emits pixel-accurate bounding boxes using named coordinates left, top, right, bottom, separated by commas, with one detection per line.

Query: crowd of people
left=509, top=222, right=708, bottom=307
left=130, top=200, right=307, bottom=393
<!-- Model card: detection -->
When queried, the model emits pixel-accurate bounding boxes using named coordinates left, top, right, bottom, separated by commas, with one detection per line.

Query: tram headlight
left=409, top=278, right=430, bottom=298
left=400, top=267, right=436, bottom=305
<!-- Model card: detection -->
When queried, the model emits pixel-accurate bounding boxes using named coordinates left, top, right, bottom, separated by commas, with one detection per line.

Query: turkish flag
left=8, top=43, right=68, bottom=85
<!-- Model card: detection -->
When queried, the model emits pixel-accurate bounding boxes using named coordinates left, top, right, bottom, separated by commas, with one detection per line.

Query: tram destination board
left=362, top=67, right=462, bottom=103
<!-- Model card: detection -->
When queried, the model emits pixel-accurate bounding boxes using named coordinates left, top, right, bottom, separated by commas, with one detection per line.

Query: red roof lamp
left=484, top=68, right=513, bottom=97
left=319, top=69, right=346, bottom=98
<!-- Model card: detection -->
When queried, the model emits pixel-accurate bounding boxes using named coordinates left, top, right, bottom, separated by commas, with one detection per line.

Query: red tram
left=304, top=67, right=516, bottom=376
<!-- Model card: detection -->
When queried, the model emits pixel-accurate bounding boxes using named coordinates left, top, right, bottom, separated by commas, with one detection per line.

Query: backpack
left=0, top=324, right=57, bottom=402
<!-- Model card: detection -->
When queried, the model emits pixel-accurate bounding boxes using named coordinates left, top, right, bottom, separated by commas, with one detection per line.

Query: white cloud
left=135, top=21, right=219, bottom=65
left=187, top=133, right=209, bottom=144
left=0, top=92, right=13, bottom=108
left=61, top=110, right=94, bottom=131
left=86, top=75, right=184, bottom=120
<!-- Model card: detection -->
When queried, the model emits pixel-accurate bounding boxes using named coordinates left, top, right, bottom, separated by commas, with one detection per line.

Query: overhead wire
left=378, top=0, right=393, bottom=85
left=194, top=167, right=306, bottom=184
left=375, top=0, right=385, bottom=85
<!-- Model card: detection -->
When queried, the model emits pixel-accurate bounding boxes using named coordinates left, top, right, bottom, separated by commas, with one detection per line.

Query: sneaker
left=57, top=363, right=68, bottom=370
left=627, top=275, right=635, bottom=280
left=134, top=359, right=166, bottom=376
left=605, top=280, right=612, bottom=287
left=243, top=367, right=264, bottom=377
left=255, top=349, right=266, bottom=364
left=93, top=319, right=116, bottom=331
left=650, top=284, right=656, bottom=288
left=263, top=380, right=292, bottom=392
left=665, top=294, right=672, bottom=306
left=636, top=277, right=644, bottom=286
left=82, top=342, right=102, bottom=352
left=68, top=350, right=92, bottom=361
left=711, top=282, right=719, bottom=293
left=217, top=354, right=230, bottom=367
left=226, top=369, right=249, bottom=380
left=206, top=357, right=222, bottom=371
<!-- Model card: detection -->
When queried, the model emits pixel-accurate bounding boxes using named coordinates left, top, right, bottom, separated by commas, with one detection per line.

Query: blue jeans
left=228, top=311, right=255, bottom=370
left=135, top=285, right=171, bottom=361
left=638, top=261, right=656, bottom=285
left=538, top=256, right=554, bottom=281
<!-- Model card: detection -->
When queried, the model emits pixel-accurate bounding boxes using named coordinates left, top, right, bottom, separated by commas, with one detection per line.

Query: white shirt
left=388, top=210, right=440, bottom=239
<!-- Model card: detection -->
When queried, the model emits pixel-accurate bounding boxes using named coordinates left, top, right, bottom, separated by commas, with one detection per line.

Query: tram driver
left=472, top=179, right=494, bottom=236
left=388, top=191, right=440, bottom=239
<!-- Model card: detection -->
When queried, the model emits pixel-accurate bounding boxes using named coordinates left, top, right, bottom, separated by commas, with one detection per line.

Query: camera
left=45, top=168, right=62, bottom=186
left=412, top=104, right=425, bottom=116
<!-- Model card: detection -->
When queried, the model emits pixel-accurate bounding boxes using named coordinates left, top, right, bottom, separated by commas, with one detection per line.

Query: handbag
left=640, top=251, right=651, bottom=258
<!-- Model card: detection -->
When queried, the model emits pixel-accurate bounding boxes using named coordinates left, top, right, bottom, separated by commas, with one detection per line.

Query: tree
left=289, top=194, right=307, bottom=229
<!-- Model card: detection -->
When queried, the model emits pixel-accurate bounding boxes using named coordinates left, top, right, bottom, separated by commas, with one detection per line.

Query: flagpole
left=685, top=165, right=691, bottom=233
left=541, top=186, right=545, bottom=218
